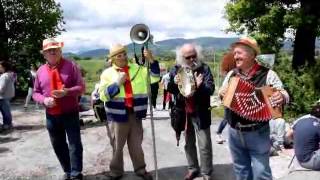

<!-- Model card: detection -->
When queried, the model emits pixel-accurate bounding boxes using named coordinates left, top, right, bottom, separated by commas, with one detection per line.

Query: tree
left=225, top=0, right=320, bottom=69
left=0, top=0, right=8, bottom=61
left=0, top=0, right=64, bottom=92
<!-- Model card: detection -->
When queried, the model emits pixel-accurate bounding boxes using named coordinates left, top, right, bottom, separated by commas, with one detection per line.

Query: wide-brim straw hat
left=41, top=38, right=64, bottom=52
left=108, top=44, right=127, bottom=58
left=231, top=37, right=260, bottom=55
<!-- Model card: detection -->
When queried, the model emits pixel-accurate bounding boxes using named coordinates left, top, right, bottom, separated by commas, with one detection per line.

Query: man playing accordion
left=219, top=37, right=289, bottom=180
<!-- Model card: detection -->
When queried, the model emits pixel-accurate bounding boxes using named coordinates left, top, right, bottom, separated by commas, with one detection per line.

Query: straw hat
left=108, top=44, right=126, bottom=58
left=232, top=37, right=260, bottom=55
left=42, top=38, right=64, bottom=52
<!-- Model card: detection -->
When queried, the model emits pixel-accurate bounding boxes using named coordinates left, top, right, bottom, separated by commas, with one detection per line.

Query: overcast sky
left=55, top=0, right=234, bottom=53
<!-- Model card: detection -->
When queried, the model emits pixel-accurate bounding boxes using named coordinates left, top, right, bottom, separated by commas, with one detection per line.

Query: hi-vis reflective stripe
left=110, top=97, right=125, bottom=102
left=135, top=94, right=148, bottom=99
left=150, top=71, right=160, bottom=77
left=134, top=105, right=148, bottom=111
left=105, top=107, right=126, bottom=115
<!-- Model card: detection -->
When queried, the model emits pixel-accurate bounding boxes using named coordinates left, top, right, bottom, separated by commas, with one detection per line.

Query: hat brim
left=231, top=41, right=260, bottom=55
left=40, top=46, right=62, bottom=54
left=108, top=48, right=126, bottom=58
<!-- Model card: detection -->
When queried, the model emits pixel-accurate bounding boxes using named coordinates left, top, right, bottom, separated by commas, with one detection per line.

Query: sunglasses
left=184, top=54, right=197, bottom=60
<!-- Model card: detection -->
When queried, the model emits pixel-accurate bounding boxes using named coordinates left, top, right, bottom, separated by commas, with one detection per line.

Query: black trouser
left=150, top=83, right=159, bottom=108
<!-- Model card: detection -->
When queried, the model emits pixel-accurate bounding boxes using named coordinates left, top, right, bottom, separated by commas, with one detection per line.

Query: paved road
left=0, top=101, right=319, bottom=180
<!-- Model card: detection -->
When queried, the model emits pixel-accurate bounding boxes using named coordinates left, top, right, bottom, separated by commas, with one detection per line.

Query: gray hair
left=175, top=43, right=204, bottom=66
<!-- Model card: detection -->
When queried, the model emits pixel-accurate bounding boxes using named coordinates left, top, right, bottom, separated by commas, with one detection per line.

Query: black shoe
left=106, top=174, right=122, bottom=180
left=71, top=173, right=83, bottom=180
left=137, top=172, right=153, bottom=180
left=0, top=125, right=13, bottom=134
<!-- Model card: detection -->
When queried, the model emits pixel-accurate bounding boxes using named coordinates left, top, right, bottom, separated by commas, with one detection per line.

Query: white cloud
left=55, top=0, right=233, bottom=53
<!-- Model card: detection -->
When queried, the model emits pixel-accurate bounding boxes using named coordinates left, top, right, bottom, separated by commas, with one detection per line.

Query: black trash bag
left=93, top=99, right=107, bottom=122
left=170, top=94, right=186, bottom=146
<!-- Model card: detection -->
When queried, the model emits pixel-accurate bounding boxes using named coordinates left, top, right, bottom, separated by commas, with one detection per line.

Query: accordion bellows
left=223, top=76, right=282, bottom=122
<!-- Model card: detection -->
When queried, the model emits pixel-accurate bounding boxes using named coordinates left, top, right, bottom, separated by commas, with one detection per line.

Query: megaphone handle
left=141, top=45, right=145, bottom=65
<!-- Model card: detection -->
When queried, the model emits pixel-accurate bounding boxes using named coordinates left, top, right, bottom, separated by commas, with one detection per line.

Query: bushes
left=274, top=54, right=320, bottom=121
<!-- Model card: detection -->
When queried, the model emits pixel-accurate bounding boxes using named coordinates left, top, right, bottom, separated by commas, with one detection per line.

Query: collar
left=112, top=63, right=130, bottom=71
left=47, top=58, right=64, bottom=69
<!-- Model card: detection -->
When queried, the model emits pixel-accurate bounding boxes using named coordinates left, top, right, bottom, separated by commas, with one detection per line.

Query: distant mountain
left=65, top=37, right=239, bottom=59
left=64, top=37, right=320, bottom=59
left=127, top=37, right=239, bottom=55
left=77, top=48, right=109, bottom=58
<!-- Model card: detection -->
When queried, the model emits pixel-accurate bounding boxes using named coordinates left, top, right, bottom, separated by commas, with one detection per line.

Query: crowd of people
left=0, top=36, right=319, bottom=180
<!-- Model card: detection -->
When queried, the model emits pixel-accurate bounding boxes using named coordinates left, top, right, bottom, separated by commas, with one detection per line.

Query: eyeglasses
left=184, top=54, right=197, bottom=60
left=116, top=52, right=127, bottom=58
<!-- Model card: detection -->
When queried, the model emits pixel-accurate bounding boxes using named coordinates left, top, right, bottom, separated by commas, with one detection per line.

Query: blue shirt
left=293, top=115, right=320, bottom=162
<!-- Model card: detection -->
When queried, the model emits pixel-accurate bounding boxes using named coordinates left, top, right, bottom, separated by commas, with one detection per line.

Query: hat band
left=43, top=42, right=63, bottom=50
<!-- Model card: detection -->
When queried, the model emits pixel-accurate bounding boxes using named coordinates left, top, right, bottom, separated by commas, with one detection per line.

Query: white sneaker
left=216, top=134, right=225, bottom=144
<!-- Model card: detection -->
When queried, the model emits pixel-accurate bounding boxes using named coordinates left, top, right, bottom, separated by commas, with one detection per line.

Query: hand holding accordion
left=176, top=67, right=196, bottom=97
left=223, top=76, right=282, bottom=122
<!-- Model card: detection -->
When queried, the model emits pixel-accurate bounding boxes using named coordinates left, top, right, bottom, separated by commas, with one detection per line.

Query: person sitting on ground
left=269, top=117, right=286, bottom=156
left=286, top=101, right=320, bottom=170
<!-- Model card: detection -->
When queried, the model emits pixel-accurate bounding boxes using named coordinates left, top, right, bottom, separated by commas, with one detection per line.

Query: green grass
left=77, top=59, right=105, bottom=95
left=211, top=105, right=225, bottom=119
left=76, top=58, right=221, bottom=96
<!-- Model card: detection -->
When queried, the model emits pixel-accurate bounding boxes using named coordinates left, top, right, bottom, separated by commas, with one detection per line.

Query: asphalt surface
left=0, top=100, right=319, bottom=180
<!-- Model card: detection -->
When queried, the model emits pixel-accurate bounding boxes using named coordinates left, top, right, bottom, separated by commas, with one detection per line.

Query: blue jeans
left=217, top=118, right=227, bottom=134
left=46, top=112, right=83, bottom=177
left=0, top=99, right=12, bottom=126
left=228, top=124, right=272, bottom=180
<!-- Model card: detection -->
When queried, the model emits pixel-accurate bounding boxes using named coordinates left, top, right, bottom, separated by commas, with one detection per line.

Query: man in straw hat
left=219, top=37, right=289, bottom=180
left=99, top=44, right=160, bottom=180
left=33, top=38, right=85, bottom=180
left=167, top=43, right=215, bottom=180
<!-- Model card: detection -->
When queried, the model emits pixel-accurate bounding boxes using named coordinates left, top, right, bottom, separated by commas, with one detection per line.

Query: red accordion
left=223, top=76, right=282, bottom=122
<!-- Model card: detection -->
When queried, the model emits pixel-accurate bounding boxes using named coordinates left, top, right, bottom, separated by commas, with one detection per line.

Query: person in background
left=216, top=52, right=236, bottom=144
left=286, top=102, right=320, bottom=170
left=0, top=61, right=15, bottom=133
left=269, top=118, right=286, bottom=156
left=160, top=70, right=172, bottom=110
left=24, top=64, right=38, bottom=109
left=150, top=69, right=160, bottom=110
left=168, top=43, right=215, bottom=180
left=33, top=38, right=85, bottom=180
left=99, top=44, right=159, bottom=180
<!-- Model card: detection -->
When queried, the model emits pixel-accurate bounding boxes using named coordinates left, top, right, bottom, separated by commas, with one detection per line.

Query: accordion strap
left=247, top=63, right=261, bottom=79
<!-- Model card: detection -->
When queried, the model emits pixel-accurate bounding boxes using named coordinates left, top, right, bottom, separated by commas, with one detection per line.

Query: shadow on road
left=83, top=164, right=235, bottom=180
left=0, top=147, right=10, bottom=154
left=0, top=136, right=20, bottom=144
left=14, top=124, right=45, bottom=132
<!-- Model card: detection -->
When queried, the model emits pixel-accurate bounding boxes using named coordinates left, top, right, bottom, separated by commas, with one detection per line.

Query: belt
left=231, top=122, right=267, bottom=132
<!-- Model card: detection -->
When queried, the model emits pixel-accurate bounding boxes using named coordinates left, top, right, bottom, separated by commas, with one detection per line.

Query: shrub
left=274, top=54, right=320, bottom=121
